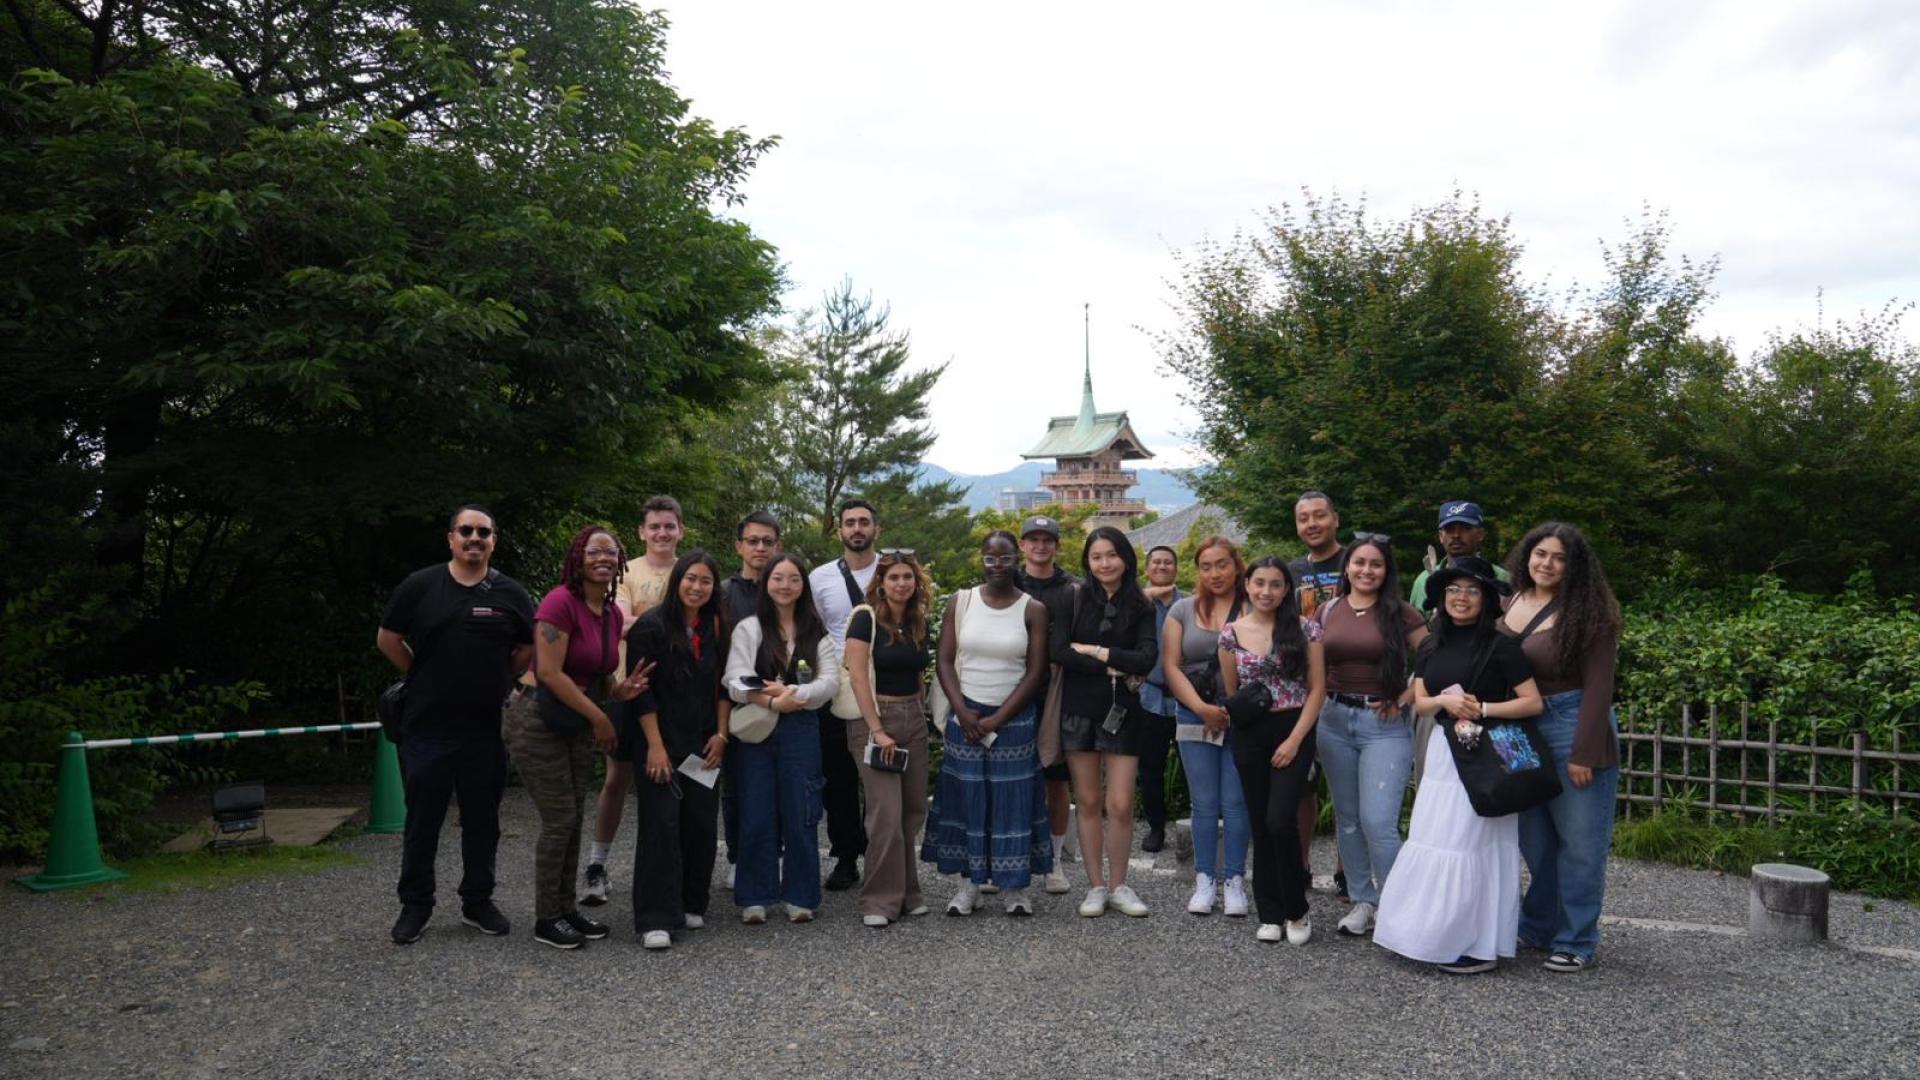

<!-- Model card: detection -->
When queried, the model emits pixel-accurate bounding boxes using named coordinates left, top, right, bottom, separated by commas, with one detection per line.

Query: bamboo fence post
left=1622, top=707, right=1634, bottom=821
left=1653, top=707, right=1667, bottom=812
left=1766, top=717, right=1778, bottom=825
left=1895, top=729, right=1903, bottom=819
left=1808, top=726, right=1818, bottom=815
left=1681, top=704, right=1692, bottom=795
left=1852, top=729, right=1866, bottom=811
left=1707, top=702, right=1720, bottom=820
left=1738, top=703, right=1750, bottom=824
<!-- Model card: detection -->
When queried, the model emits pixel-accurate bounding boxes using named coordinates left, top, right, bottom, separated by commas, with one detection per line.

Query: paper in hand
left=677, top=754, right=720, bottom=788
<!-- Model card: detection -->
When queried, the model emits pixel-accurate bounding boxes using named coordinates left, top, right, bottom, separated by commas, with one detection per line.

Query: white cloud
left=661, top=0, right=1920, bottom=473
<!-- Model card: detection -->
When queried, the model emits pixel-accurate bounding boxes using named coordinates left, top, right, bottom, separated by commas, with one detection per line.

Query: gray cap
left=1020, top=515, right=1061, bottom=539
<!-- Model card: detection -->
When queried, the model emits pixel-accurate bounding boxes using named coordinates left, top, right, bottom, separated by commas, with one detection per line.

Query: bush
left=1613, top=807, right=1920, bottom=901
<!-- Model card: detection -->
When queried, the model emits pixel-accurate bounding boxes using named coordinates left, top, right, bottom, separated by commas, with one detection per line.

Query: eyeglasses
left=455, top=525, right=494, bottom=539
left=584, top=547, right=622, bottom=559
left=1353, top=531, right=1392, bottom=546
left=982, top=555, right=1018, bottom=568
left=1444, top=583, right=1479, bottom=596
left=740, top=536, right=779, bottom=548
left=879, top=548, right=918, bottom=562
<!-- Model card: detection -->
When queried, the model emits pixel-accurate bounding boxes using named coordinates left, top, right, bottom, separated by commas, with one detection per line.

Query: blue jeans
left=1316, top=698, right=1413, bottom=906
left=734, top=710, right=824, bottom=910
left=1174, top=704, right=1248, bottom=879
left=1519, top=690, right=1619, bottom=959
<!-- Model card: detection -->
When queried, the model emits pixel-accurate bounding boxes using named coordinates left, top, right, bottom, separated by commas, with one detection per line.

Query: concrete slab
left=161, top=806, right=357, bottom=853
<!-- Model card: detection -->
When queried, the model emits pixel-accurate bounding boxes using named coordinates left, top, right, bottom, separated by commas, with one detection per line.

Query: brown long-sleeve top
left=1503, top=622, right=1620, bottom=769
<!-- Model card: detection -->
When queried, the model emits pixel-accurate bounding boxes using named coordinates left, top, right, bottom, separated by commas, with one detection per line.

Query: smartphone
left=865, top=743, right=909, bottom=773
left=739, top=675, right=766, bottom=690
left=1101, top=703, right=1128, bottom=735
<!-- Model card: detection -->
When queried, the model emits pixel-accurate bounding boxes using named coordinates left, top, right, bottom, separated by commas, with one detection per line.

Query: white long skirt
left=1372, top=726, right=1520, bottom=963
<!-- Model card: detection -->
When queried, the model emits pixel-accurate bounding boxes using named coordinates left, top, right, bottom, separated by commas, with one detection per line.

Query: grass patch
left=96, top=843, right=363, bottom=895
left=1613, top=807, right=1920, bottom=902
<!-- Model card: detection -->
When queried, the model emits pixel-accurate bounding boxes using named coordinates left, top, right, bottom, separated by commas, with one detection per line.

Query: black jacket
left=1049, top=583, right=1158, bottom=721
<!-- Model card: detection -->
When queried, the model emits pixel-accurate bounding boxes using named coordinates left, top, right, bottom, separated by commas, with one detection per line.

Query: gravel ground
left=3, top=796, right=1917, bottom=1080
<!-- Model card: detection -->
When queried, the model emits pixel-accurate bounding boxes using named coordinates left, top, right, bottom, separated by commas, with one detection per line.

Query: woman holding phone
left=844, top=549, right=936, bottom=927
left=623, top=550, right=729, bottom=949
left=723, top=553, right=840, bottom=924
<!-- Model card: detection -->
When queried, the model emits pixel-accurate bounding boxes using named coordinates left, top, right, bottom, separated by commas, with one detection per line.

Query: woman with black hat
left=1373, top=556, right=1543, bottom=974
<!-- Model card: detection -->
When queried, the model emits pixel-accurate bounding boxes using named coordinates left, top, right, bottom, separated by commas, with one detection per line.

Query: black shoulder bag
left=376, top=569, right=501, bottom=744
left=1179, top=597, right=1243, bottom=705
left=533, top=601, right=620, bottom=735
left=1445, top=606, right=1562, bottom=817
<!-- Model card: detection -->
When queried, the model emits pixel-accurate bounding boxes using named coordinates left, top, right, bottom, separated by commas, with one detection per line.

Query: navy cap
left=1020, top=515, right=1061, bottom=539
left=1438, top=501, right=1483, bottom=528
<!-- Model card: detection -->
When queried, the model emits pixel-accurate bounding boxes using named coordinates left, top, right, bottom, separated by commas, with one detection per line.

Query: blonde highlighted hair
left=863, top=553, right=933, bottom=648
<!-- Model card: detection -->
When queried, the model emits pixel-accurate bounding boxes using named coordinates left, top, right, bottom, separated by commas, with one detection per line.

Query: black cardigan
left=623, top=609, right=725, bottom=760
left=1049, top=583, right=1158, bottom=721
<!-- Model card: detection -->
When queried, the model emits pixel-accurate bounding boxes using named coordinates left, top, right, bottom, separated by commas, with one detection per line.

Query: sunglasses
left=455, top=525, right=494, bottom=539
left=982, top=554, right=1018, bottom=568
left=879, top=548, right=918, bottom=562
left=1098, top=600, right=1119, bottom=634
left=1352, top=531, right=1392, bottom=546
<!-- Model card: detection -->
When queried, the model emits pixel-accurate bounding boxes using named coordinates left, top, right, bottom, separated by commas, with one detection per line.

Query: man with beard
left=808, top=498, right=880, bottom=890
left=1407, top=500, right=1510, bottom=617
left=378, top=505, right=536, bottom=945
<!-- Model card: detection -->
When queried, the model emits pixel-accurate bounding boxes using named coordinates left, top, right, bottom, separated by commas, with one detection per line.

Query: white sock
left=1052, top=833, right=1067, bottom=863
left=589, top=841, right=612, bottom=866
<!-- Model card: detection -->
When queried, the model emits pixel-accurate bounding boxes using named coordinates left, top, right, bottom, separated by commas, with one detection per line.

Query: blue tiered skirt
left=922, top=697, right=1053, bottom=889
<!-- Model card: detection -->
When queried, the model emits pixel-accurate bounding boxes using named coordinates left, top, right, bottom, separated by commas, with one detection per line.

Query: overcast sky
left=659, top=0, right=1920, bottom=475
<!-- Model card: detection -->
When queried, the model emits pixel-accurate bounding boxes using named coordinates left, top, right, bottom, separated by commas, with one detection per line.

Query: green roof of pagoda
left=1020, top=360, right=1155, bottom=461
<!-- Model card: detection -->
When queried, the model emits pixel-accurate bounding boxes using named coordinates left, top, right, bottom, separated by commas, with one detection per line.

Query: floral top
left=1219, top=618, right=1323, bottom=711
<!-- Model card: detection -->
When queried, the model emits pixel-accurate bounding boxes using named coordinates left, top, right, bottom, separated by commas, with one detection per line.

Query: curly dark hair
left=561, top=525, right=625, bottom=601
left=1507, top=522, right=1622, bottom=675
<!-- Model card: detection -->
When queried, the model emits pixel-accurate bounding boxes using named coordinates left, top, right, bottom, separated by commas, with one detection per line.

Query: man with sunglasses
left=1406, top=500, right=1510, bottom=617
left=1017, top=514, right=1081, bottom=893
left=808, top=498, right=883, bottom=891
left=377, top=505, right=536, bottom=945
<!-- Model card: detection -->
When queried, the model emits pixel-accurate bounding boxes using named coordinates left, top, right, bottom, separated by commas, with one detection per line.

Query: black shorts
left=1059, top=709, right=1143, bottom=756
left=1042, top=760, right=1070, bottom=782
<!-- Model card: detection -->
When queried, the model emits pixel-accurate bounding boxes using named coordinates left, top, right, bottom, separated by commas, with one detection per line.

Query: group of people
left=378, top=490, right=1622, bottom=975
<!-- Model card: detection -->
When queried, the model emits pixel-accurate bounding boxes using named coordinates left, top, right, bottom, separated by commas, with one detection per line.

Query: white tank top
left=955, top=587, right=1032, bottom=706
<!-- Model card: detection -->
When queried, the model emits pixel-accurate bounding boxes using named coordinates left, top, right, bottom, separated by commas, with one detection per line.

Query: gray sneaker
left=578, top=863, right=609, bottom=906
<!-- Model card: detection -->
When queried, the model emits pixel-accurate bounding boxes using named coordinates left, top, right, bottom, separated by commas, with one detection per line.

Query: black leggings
left=1232, top=710, right=1316, bottom=924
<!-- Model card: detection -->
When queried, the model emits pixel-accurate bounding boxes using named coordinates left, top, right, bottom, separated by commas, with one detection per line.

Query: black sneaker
left=564, top=911, right=610, bottom=940
left=459, top=901, right=510, bottom=936
left=1332, top=869, right=1348, bottom=902
left=1544, top=952, right=1589, bottom=973
left=1437, top=954, right=1497, bottom=975
left=579, top=863, right=609, bottom=907
left=533, top=916, right=585, bottom=950
left=391, top=905, right=430, bottom=945
left=1141, top=824, right=1165, bottom=853
left=824, top=858, right=860, bottom=891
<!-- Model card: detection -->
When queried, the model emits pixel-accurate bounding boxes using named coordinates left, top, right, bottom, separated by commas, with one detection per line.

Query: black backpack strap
left=1514, top=598, right=1560, bottom=642
left=837, top=558, right=863, bottom=608
left=410, top=568, right=500, bottom=666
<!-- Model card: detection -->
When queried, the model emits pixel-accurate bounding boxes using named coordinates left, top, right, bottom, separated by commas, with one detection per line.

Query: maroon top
left=1506, top=621, right=1620, bottom=769
left=1314, top=597, right=1425, bottom=697
left=534, top=586, right=622, bottom=691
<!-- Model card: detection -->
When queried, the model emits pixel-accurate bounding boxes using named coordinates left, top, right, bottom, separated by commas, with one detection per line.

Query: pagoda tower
left=1020, top=311, right=1153, bottom=528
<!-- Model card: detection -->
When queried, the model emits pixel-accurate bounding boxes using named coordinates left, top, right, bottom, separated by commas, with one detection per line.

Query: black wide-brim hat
left=1424, top=555, right=1512, bottom=609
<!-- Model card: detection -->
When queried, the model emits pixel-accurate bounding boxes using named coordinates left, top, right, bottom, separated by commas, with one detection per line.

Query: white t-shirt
left=811, top=556, right=878, bottom=649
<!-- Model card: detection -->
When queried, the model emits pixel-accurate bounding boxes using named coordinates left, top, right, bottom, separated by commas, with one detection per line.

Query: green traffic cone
left=366, top=731, right=406, bottom=834
left=16, top=732, right=126, bottom=892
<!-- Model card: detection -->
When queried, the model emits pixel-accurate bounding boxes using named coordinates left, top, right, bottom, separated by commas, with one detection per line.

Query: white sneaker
left=1003, top=889, right=1034, bottom=916
left=1109, top=884, right=1150, bottom=917
left=682, top=913, right=705, bottom=930
left=862, top=914, right=890, bottom=928
left=1223, top=876, right=1250, bottom=918
left=1285, top=918, right=1312, bottom=945
left=642, top=930, right=671, bottom=949
left=1257, top=922, right=1284, bottom=943
left=1078, top=886, right=1110, bottom=917
left=947, top=881, right=980, bottom=916
left=1186, top=873, right=1217, bottom=915
left=1043, top=869, right=1071, bottom=895
left=1338, top=902, right=1376, bottom=937
left=787, top=906, right=813, bottom=923
left=904, top=903, right=930, bottom=917
left=740, top=905, right=766, bottom=925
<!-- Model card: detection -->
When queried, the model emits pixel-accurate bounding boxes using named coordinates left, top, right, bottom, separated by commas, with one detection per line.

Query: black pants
left=1135, top=708, right=1178, bottom=828
left=397, top=731, right=507, bottom=909
left=1232, top=710, right=1316, bottom=925
left=632, top=770, right=719, bottom=934
left=819, top=715, right=867, bottom=861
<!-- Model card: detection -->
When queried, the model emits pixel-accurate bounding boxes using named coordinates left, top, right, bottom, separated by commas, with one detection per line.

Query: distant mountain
left=919, top=462, right=1202, bottom=513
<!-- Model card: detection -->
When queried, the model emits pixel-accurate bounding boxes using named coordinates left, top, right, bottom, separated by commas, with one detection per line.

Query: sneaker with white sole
left=1285, top=918, right=1312, bottom=945
left=1257, top=922, right=1284, bottom=943
left=947, top=882, right=980, bottom=916
left=578, top=863, right=609, bottom=906
left=1003, top=889, right=1033, bottom=916
left=1109, top=884, right=1150, bottom=917
left=740, top=905, right=767, bottom=925
left=642, top=930, right=671, bottom=950
left=1543, top=952, right=1589, bottom=973
left=1222, top=876, right=1249, bottom=918
left=862, top=914, right=890, bottom=928
left=1078, top=886, right=1110, bottom=917
left=904, top=903, right=930, bottom=917
left=1186, top=873, right=1217, bottom=915
left=787, top=906, right=813, bottom=923
left=1438, top=954, right=1496, bottom=974
left=1337, top=902, right=1376, bottom=937
left=683, top=913, right=705, bottom=930
left=1042, top=869, right=1071, bottom=895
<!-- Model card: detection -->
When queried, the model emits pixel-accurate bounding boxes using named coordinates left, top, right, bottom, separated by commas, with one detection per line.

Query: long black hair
left=1338, top=535, right=1413, bottom=692
left=754, top=552, right=827, bottom=679
left=1080, top=525, right=1149, bottom=613
left=1419, top=574, right=1505, bottom=660
left=1508, top=522, right=1622, bottom=675
left=655, top=549, right=723, bottom=674
left=1246, top=555, right=1309, bottom=681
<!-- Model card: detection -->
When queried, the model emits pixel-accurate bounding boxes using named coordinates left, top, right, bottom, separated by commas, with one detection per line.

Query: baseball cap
left=1020, top=515, right=1061, bottom=539
left=1438, top=501, right=1483, bottom=528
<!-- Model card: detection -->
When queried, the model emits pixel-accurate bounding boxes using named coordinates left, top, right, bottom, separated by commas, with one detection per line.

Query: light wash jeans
left=1518, top=689, right=1619, bottom=959
left=1174, top=703, right=1248, bottom=879
left=1316, top=697, right=1413, bottom=906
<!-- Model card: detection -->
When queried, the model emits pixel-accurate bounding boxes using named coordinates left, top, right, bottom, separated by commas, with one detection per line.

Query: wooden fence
left=1619, top=704, right=1920, bottom=822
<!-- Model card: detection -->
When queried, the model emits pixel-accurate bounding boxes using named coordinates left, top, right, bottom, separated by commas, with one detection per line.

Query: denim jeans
left=734, top=710, right=825, bottom=910
left=1174, top=703, right=1248, bottom=879
left=1519, top=690, right=1619, bottom=959
left=1316, top=698, right=1413, bottom=906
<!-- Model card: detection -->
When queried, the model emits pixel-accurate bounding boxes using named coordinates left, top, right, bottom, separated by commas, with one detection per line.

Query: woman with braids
left=1217, top=557, right=1326, bottom=944
left=723, top=552, right=840, bottom=924
left=843, top=549, right=937, bottom=927
left=1502, top=522, right=1622, bottom=973
left=504, top=525, right=653, bottom=950
left=1314, top=533, right=1428, bottom=938
left=623, top=550, right=729, bottom=950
